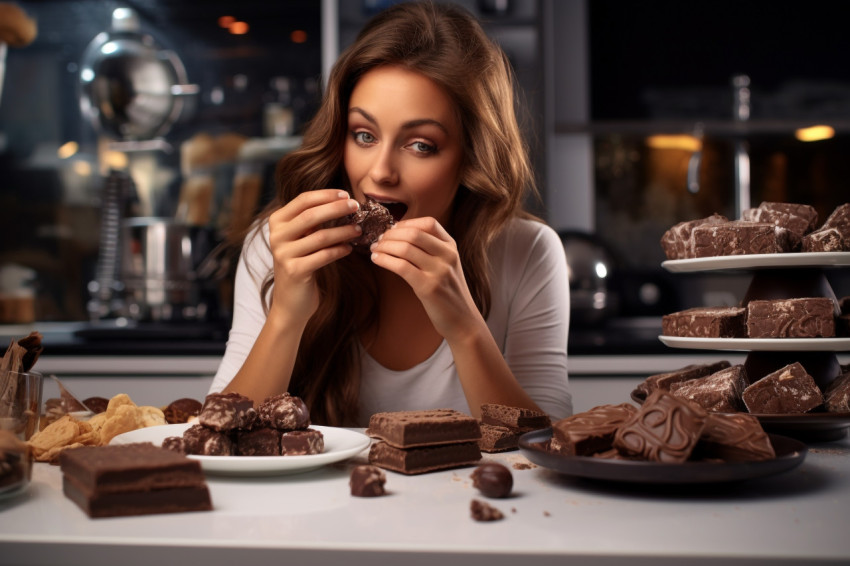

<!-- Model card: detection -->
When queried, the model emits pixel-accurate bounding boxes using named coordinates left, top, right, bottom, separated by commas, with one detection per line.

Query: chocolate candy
left=477, top=423, right=519, bottom=453
left=366, top=409, right=481, bottom=448
left=669, top=364, right=747, bottom=413
left=182, top=424, right=234, bottom=456
left=164, top=398, right=203, bottom=424
left=825, top=370, right=850, bottom=413
left=662, top=307, right=747, bottom=338
left=280, top=428, right=324, bottom=455
left=161, top=436, right=186, bottom=454
left=746, top=297, right=836, bottom=338
left=236, top=427, right=281, bottom=456
left=742, top=362, right=824, bottom=414
left=349, top=465, right=387, bottom=497
left=368, top=440, right=481, bottom=475
left=470, top=462, right=513, bottom=498
left=660, top=214, right=728, bottom=260
left=692, top=221, right=792, bottom=257
left=550, top=403, right=637, bottom=456
left=198, top=392, right=256, bottom=432
left=82, top=396, right=109, bottom=414
left=636, top=361, right=731, bottom=397
left=257, top=393, right=310, bottom=431
left=803, top=228, right=845, bottom=252
left=346, top=198, right=395, bottom=247
left=480, top=404, right=550, bottom=433
left=742, top=202, right=819, bottom=249
left=695, top=413, right=775, bottom=462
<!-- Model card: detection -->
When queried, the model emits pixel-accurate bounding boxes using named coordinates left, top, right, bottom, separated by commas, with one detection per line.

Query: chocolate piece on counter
left=802, top=228, right=846, bottom=253
left=235, top=427, right=281, bottom=456
left=669, top=365, right=747, bottom=413
left=478, top=423, right=519, bottom=453
left=257, top=393, right=311, bottom=431
left=662, top=307, right=747, bottom=338
left=695, top=413, right=776, bottom=462
left=550, top=403, right=637, bottom=457
left=470, top=498, right=504, bottom=522
left=824, top=371, right=850, bottom=413
left=692, top=221, right=792, bottom=257
left=746, top=297, right=836, bottom=338
left=636, top=361, right=732, bottom=397
left=613, top=391, right=707, bottom=463
left=182, top=424, right=234, bottom=456
left=366, top=409, right=481, bottom=448
left=660, top=214, right=729, bottom=260
left=161, top=436, right=186, bottom=454
left=349, top=464, right=387, bottom=497
left=198, top=392, right=256, bottom=432
left=368, top=440, right=481, bottom=475
left=82, top=397, right=109, bottom=415
left=480, top=404, right=551, bottom=433
left=62, top=477, right=212, bottom=518
left=742, top=202, right=818, bottom=249
left=280, top=428, right=324, bottom=455
left=742, top=362, right=824, bottom=414
left=470, top=462, right=513, bottom=498
left=164, top=398, right=203, bottom=425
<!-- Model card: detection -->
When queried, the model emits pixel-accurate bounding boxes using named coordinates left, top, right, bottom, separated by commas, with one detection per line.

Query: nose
left=369, top=146, right=399, bottom=186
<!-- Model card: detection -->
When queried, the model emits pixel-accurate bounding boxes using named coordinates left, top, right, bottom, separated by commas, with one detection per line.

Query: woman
left=209, top=1, right=571, bottom=426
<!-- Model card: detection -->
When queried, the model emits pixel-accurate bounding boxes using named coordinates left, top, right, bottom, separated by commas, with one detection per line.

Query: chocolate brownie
left=350, top=465, right=387, bottom=497
left=669, top=365, right=748, bottom=413
left=636, top=361, right=732, bottom=397
left=198, top=392, right=256, bottom=432
left=480, top=404, right=551, bottom=432
left=477, top=423, right=519, bottom=453
left=366, top=409, right=481, bottom=448
left=746, top=297, right=836, bottom=338
left=613, top=391, right=708, bottom=463
left=742, top=362, right=824, bottom=414
left=692, top=221, right=792, bottom=257
left=280, top=428, right=324, bottom=455
left=662, top=307, right=747, bottom=338
left=235, top=427, right=281, bottom=456
left=660, top=214, right=728, bottom=260
left=182, top=424, right=234, bottom=456
left=550, top=403, right=637, bottom=456
left=368, top=440, right=481, bottom=474
left=824, top=371, right=850, bottom=413
left=742, top=202, right=818, bottom=249
left=695, top=413, right=776, bottom=462
left=257, top=393, right=310, bottom=431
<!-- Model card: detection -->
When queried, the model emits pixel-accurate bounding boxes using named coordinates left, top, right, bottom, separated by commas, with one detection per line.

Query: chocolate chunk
left=366, top=409, right=481, bottom=448
left=742, top=362, right=824, bottom=414
left=660, top=214, right=728, bottom=260
left=470, top=498, right=504, bottom=521
left=349, top=464, right=387, bottom=497
left=161, top=436, right=186, bottom=454
left=636, top=361, right=732, bottom=397
left=746, top=297, right=836, bottom=338
left=235, top=427, right=281, bottom=456
left=477, top=423, right=519, bottom=453
left=329, top=197, right=397, bottom=248
left=257, top=393, right=310, bottom=431
left=480, top=404, right=550, bottom=433
left=182, top=424, right=234, bottom=456
left=368, top=440, right=481, bottom=475
left=695, top=413, right=776, bottom=462
left=82, top=397, right=109, bottom=414
left=692, top=221, right=792, bottom=257
left=198, top=392, right=256, bottom=432
left=549, top=403, right=637, bottom=456
left=742, top=202, right=818, bottom=250
left=280, top=428, right=324, bottom=455
left=613, top=391, right=707, bottom=463
left=825, top=371, right=850, bottom=413
left=164, top=398, right=203, bottom=425
left=802, top=228, right=846, bottom=252
left=662, top=307, right=747, bottom=338
left=817, top=203, right=850, bottom=245
left=669, top=365, right=747, bottom=413
left=470, top=462, right=513, bottom=498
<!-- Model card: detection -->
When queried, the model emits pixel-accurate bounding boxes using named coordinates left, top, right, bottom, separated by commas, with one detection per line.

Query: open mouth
left=372, top=201, right=407, bottom=223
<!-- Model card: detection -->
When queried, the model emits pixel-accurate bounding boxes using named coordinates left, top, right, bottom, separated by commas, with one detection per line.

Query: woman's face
left=344, top=65, right=464, bottom=226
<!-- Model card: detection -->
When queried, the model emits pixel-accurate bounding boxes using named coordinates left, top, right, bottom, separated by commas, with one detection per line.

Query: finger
left=390, top=216, right=452, bottom=241
left=272, top=195, right=360, bottom=241
left=277, top=189, right=353, bottom=221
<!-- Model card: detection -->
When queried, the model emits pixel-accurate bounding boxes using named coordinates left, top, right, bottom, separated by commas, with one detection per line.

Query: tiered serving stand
left=657, top=251, right=850, bottom=442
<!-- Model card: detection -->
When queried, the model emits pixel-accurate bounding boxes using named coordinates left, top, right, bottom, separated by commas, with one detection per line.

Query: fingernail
left=369, top=242, right=377, bottom=251
left=337, top=191, right=349, bottom=199
left=348, top=199, right=359, bottom=211
left=354, top=224, right=362, bottom=233
left=370, top=252, right=378, bottom=262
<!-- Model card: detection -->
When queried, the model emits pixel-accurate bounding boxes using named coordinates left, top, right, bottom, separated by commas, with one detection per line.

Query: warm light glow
left=218, top=15, right=236, bottom=28
left=103, top=150, right=128, bottom=170
left=795, top=125, right=835, bottom=142
left=72, top=160, right=92, bottom=177
left=57, top=141, right=79, bottom=159
left=645, top=134, right=702, bottom=152
left=291, top=29, right=308, bottom=43
left=229, top=21, right=249, bottom=35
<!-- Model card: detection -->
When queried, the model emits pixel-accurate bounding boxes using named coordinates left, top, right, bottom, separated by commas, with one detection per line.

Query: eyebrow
left=349, top=106, right=449, bottom=135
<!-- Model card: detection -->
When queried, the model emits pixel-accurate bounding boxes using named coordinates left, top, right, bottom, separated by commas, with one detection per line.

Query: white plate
left=662, top=252, right=850, bottom=273
left=659, top=335, right=850, bottom=352
left=111, top=424, right=371, bottom=476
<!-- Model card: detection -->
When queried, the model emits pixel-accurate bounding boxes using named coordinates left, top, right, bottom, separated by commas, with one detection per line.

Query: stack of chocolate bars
left=366, top=409, right=482, bottom=474
left=59, top=443, right=212, bottom=518
left=478, top=404, right=551, bottom=453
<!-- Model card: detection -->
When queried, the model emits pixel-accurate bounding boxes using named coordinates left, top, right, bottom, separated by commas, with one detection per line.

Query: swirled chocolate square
left=549, top=403, right=637, bottom=456
left=746, top=297, right=836, bottom=338
left=742, top=202, right=818, bottom=250
left=694, top=413, right=775, bottom=462
left=742, top=362, right=824, bottom=414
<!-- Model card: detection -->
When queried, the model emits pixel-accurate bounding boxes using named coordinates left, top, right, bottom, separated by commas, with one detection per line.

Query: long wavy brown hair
left=241, top=1, right=537, bottom=425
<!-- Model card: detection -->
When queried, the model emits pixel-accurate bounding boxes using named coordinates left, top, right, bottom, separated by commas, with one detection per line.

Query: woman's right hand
left=267, top=189, right=361, bottom=326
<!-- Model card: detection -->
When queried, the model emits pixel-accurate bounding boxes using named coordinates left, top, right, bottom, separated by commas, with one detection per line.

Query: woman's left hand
left=368, top=217, right=481, bottom=341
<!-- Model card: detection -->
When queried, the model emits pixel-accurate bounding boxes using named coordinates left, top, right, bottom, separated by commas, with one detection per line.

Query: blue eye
left=353, top=131, right=375, bottom=145
left=411, top=141, right=436, bottom=154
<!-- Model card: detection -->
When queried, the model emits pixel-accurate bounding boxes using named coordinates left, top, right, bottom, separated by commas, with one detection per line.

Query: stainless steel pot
left=559, top=231, right=619, bottom=326
left=79, top=8, right=197, bottom=141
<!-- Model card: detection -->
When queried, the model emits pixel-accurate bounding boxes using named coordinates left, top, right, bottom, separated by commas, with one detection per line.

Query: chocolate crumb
left=470, top=499, right=504, bottom=522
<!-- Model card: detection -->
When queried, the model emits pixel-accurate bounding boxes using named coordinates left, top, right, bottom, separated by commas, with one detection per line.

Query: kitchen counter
left=1, top=430, right=849, bottom=566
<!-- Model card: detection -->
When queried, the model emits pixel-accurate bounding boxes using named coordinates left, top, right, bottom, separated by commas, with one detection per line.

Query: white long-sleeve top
left=209, top=217, right=572, bottom=425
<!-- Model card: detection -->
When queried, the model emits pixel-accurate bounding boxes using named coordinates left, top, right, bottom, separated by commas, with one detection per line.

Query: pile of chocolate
left=546, top=392, right=776, bottom=463
left=162, top=392, right=323, bottom=457
left=661, top=201, right=850, bottom=258
left=637, top=361, right=850, bottom=415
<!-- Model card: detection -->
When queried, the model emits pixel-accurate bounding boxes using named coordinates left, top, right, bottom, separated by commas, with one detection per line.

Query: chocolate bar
left=613, top=391, right=707, bottom=463
left=636, top=361, right=732, bottom=397
left=62, top=477, right=212, bottom=518
left=669, top=365, right=747, bottom=413
left=746, top=297, right=835, bottom=338
left=692, top=221, right=792, bottom=257
left=480, top=404, right=550, bottom=432
left=550, top=403, right=637, bottom=456
left=368, top=440, right=481, bottom=474
left=477, top=423, right=519, bottom=453
left=662, top=307, right=747, bottom=338
left=366, top=409, right=480, bottom=448
left=695, top=413, right=775, bottom=462
left=660, top=214, right=728, bottom=260
left=742, top=362, right=824, bottom=414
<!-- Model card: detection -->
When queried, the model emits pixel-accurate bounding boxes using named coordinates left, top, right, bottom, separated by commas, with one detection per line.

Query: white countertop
left=1, top=431, right=849, bottom=566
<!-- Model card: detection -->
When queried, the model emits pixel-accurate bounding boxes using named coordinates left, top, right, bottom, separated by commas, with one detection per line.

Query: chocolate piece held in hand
left=470, top=462, right=513, bottom=498
left=349, top=464, right=387, bottom=497
left=339, top=197, right=395, bottom=248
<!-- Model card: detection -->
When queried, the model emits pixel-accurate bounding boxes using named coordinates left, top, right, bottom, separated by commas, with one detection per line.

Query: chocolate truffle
left=470, top=462, right=513, bottom=498
left=182, top=424, right=234, bottom=456
left=164, top=398, right=203, bottom=425
left=198, top=392, right=256, bottom=432
left=349, top=465, right=387, bottom=497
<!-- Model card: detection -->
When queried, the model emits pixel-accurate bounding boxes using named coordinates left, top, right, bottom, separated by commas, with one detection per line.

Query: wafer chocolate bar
left=368, top=440, right=481, bottom=474
left=636, top=360, right=732, bottom=398
left=480, top=404, right=551, bottom=432
left=62, top=476, right=212, bottom=519
left=477, top=423, right=519, bottom=453
left=366, top=409, right=480, bottom=448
